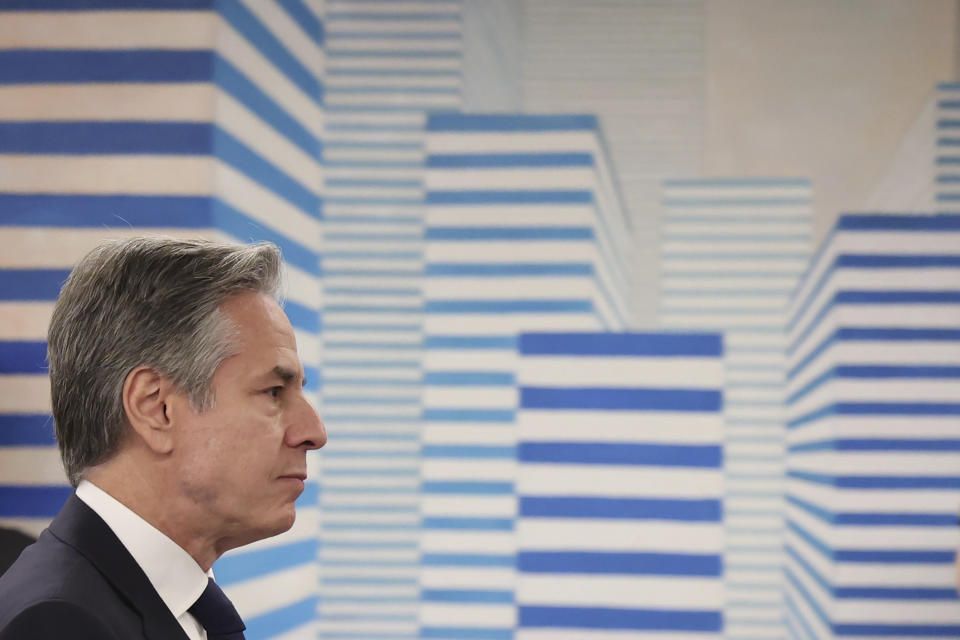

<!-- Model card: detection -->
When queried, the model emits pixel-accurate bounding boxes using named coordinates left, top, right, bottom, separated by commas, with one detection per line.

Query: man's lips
left=278, top=472, right=307, bottom=481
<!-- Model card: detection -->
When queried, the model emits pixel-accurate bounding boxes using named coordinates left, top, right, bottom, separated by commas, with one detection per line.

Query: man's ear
left=122, top=366, right=176, bottom=455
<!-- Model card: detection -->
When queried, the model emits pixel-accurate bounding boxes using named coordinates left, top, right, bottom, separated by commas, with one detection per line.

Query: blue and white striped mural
left=784, top=213, right=960, bottom=639
left=2, top=3, right=959, bottom=640
left=516, top=331, right=725, bottom=638
left=317, top=2, right=462, bottom=638
left=660, top=178, right=813, bottom=638
left=0, top=1, right=323, bottom=638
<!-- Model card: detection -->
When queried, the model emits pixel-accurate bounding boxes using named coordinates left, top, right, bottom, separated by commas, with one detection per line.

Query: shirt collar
left=76, top=480, right=211, bottom=619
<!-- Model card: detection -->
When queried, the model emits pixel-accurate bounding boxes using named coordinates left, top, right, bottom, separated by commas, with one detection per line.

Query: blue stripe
left=834, top=290, right=960, bottom=304
left=422, top=517, right=514, bottom=531
left=0, top=485, right=72, bottom=517
left=420, top=589, right=513, bottom=604
left=788, top=470, right=960, bottom=489
left=0, top=49, right=213, bottom=84
left=426, top=300, right=592, bottom=313
left=243, top=596, right=318, bottom=639
left=834, top=585, right=959, bottom=600
left=425, top=263, right=593, bottom=276
left=0, top=414, right=56, bottom=446
left=427, top=113, right=596, bottom=132
left=838, top=327, right=960, bottom=341
left=277, top=0, right=324, bottom=47
left=520, top=496, right=721, bottom=521
left=518, top=551, right=721, bottom=576
left=213, top=128, right=319, bottom=217
left=0, top=341, right=47, bottom=374
left=836, top=254, right=960, bottom=268
left=214, top=539, right=318, bottom=585
left=0, top=194, right=211, bottom=228
left=423, top=336, right=516, bottom=350
left=216, top=0, right=322, bottom=103
left=213, top=55, right=321, bottom=159
left=836, top=213, right=960, bottom=231
left=788, top=402, right=960, bottom=429
left=422, top=409, right=515, bottom=423
left=422, top=371, right=515, bottom=386
left=790, top=438, right=960, bottom=454
left=421, top=481, right=514, bottom=495
left=0, top=269, right=70, bottom=301
left=520, top=387, right=722, bottom=412
left=518, top=606, right=721, bottom=632
left=427, top=153, right=593, bottom=168
left=425, top=227, right=593, bottom=241
left=422, top=553, right=514, bottom=567
left=518, top=332, right=722, bottom=357
left=519, top=442, right=722, bottom=468
left=213, top=199, right=319, bottom=276
left=836, top=622, right=960, bottom=636
left=422, top=445, right=515, bottom=459
left=297, top=481, right=320, bottom=507
left=0, top=122, right=211, bottom=155
left=426, top=190, right=592, bottom=205
left=283, top=300, right=320, bottom=333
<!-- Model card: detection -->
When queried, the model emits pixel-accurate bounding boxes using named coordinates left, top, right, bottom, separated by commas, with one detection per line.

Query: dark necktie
left=188, top=578, right=246, bottom=639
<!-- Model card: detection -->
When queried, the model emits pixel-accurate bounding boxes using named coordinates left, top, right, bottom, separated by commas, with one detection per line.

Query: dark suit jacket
left=0, top=493, right=190, bottom=639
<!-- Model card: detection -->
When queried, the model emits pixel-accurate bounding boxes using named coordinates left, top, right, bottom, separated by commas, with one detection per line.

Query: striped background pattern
left=515, top=331, right=725, bottom=639
left=0, top=1, right=325, bottom=638
left=418, top=113, right=634, bottom=640
left=937, top=82, right=960, bottom=211
left=784, top=213, right=960, bottom=638
left=660, top=178, right=813, bottom=639
left=2, top=3, right=960, bottom=640
left=317, top=2, right=461, bottom=638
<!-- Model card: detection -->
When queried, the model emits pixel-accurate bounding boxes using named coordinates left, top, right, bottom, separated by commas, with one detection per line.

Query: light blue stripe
left=421, top=481, right=514, bottom=494
left=422, top=371, right=515, bottom=386
left=424, top=335, right=517, bottom=349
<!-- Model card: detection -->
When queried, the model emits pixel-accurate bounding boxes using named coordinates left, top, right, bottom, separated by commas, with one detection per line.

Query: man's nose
left=289, top=396, right=326, bottom=449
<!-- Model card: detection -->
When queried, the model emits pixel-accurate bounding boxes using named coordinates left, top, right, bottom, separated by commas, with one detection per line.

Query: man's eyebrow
left=270, top=365, right=302, bottom=385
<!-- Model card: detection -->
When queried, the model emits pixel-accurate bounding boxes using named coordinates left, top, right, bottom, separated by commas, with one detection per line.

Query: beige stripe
left=0, top=84, right=214, bottom=121
left=0, top=155, right=215, bottom=194
left=0, top=228, right=220, bottom=268
left=0, top=11, right=214, bottom=49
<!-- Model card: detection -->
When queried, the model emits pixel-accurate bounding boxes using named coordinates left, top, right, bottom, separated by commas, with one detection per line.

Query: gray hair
left=47, top=237, right=283, bottom=487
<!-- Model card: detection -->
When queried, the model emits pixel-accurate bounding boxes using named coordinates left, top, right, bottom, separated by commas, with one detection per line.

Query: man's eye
left=266, top=386, right=283, bottom=399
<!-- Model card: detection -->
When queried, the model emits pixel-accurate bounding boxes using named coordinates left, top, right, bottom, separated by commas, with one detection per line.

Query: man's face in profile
left=168, top=291, right=326, bottom=548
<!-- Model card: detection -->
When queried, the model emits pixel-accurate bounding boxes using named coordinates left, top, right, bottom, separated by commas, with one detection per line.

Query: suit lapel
left=48, top=493, right=190, bottom=640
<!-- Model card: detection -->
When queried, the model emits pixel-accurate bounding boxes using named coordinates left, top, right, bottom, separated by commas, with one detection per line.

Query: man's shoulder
left=0, top=599, right=121, bottom=640
left=0, top=529, right=137, bottom=635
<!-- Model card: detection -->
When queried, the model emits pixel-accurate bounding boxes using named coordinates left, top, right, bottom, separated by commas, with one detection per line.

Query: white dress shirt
left=76, top=480, right=211, bottom=640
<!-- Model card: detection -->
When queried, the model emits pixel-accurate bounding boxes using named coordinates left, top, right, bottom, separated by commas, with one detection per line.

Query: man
left=0, top=238, right=326, bottom=639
